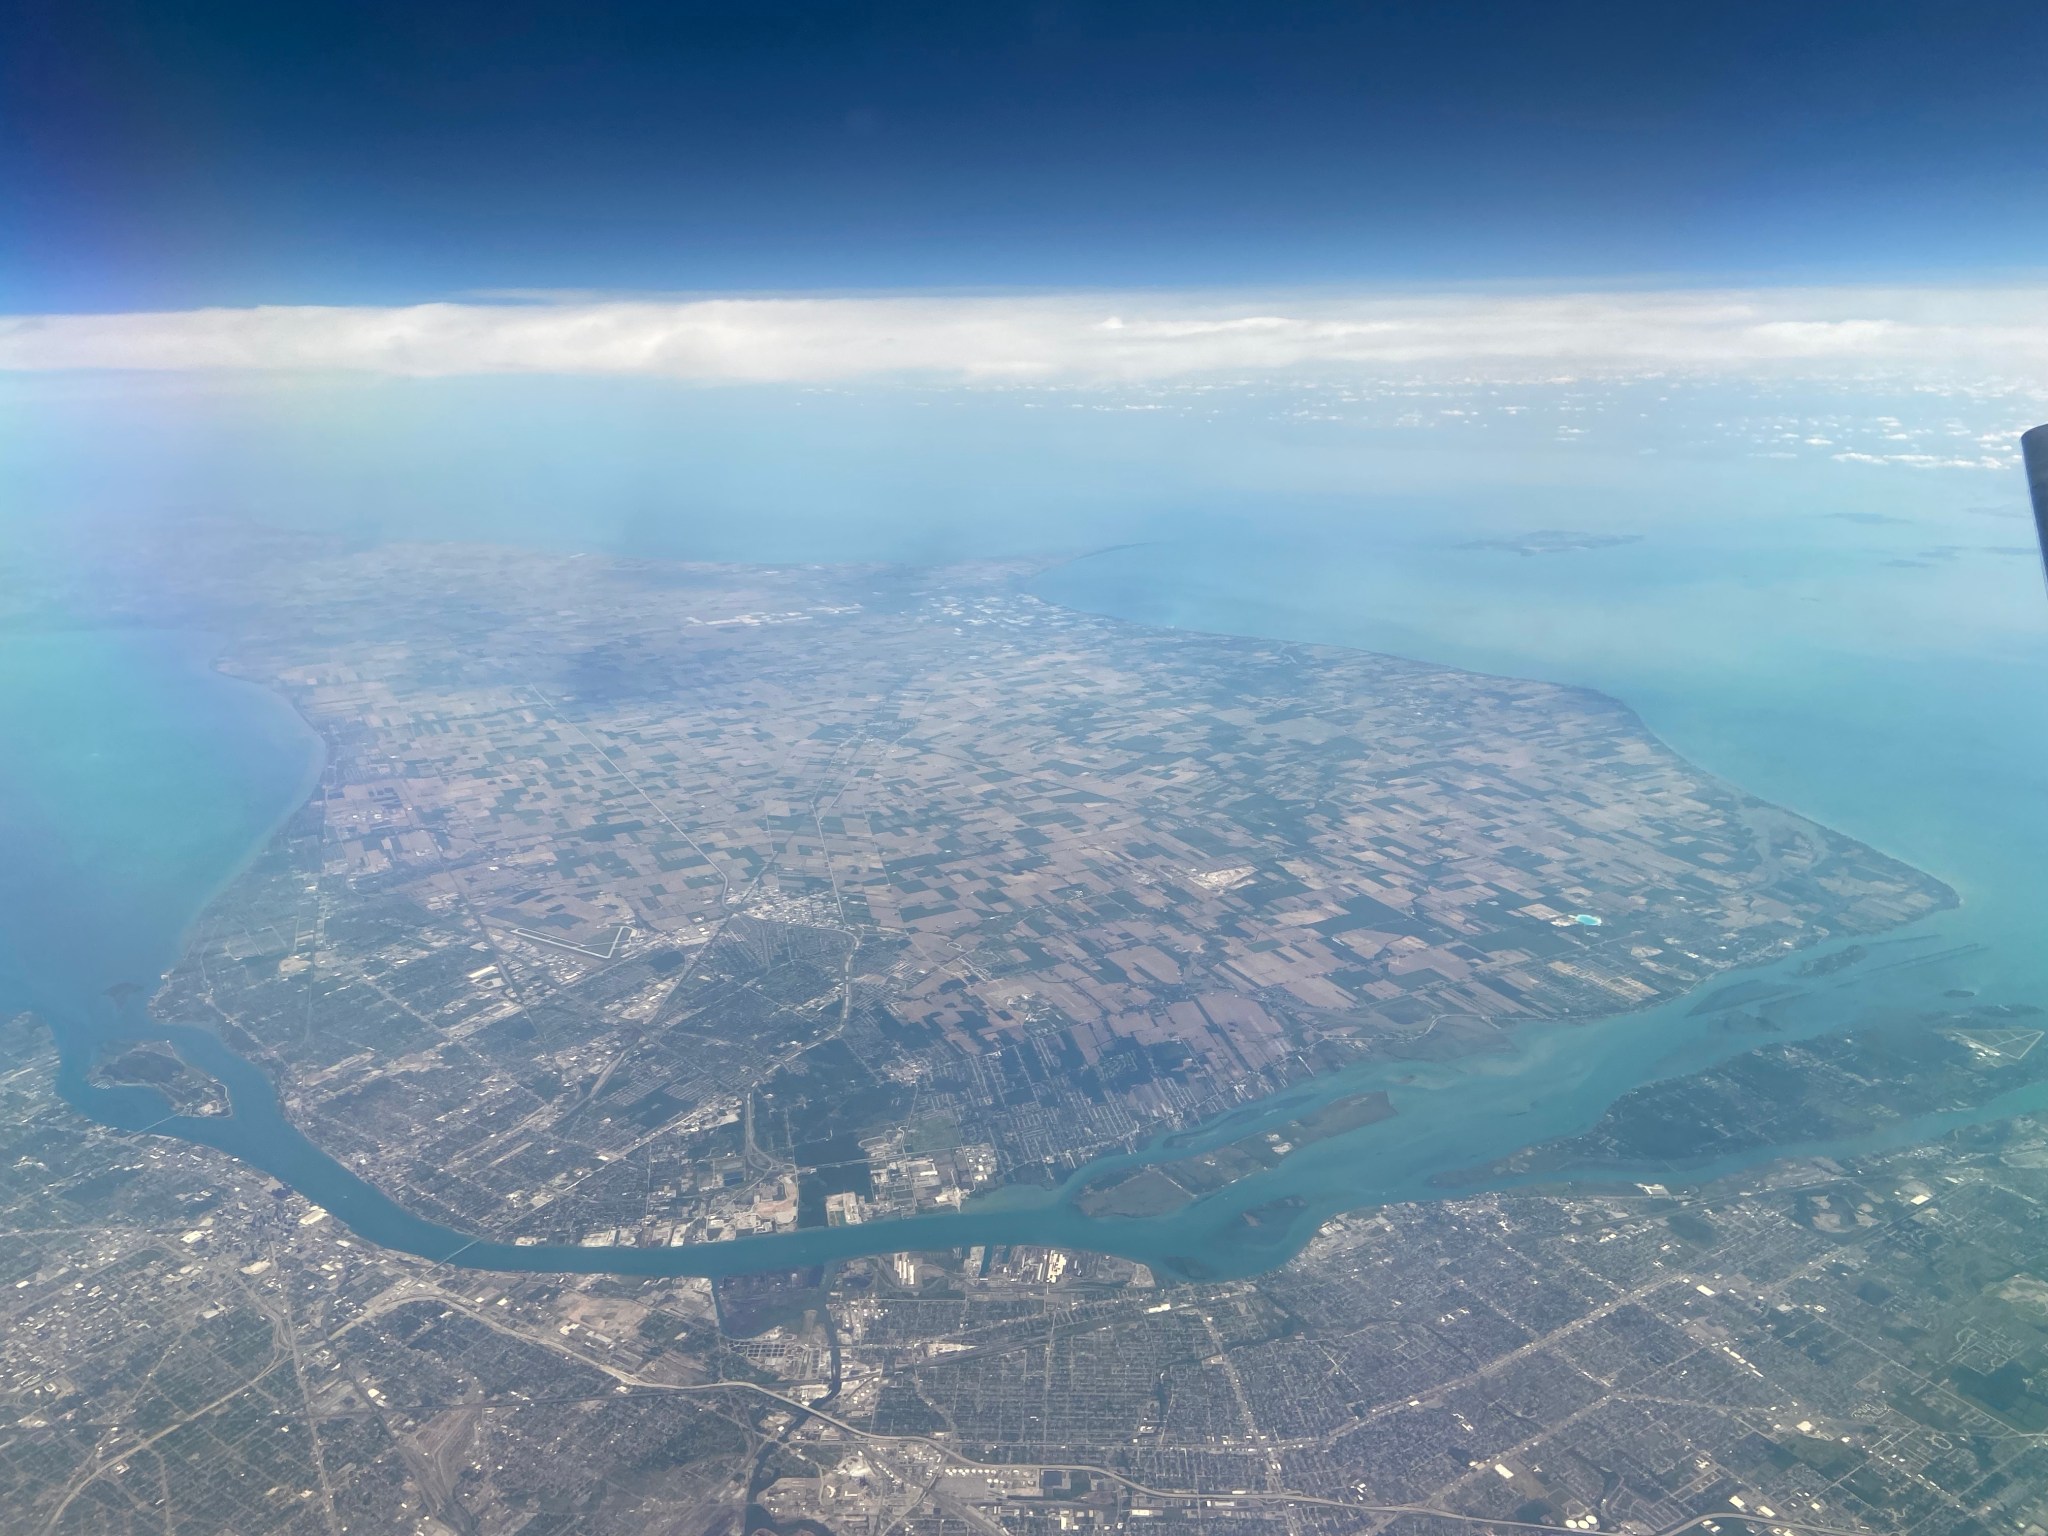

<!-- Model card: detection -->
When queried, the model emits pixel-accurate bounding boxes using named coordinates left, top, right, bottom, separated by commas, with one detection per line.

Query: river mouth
left=9, top=542, right=2038, bottom=1287
left=42, top=899, right=2033, bottom=1287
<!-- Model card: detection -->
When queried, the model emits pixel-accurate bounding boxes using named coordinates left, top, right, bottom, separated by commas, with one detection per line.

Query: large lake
left=6, top=380, right=2046, bottom=1281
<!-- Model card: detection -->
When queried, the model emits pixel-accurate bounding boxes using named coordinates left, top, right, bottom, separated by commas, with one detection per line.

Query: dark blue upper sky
left=4, top=0, right=2045, bottom=311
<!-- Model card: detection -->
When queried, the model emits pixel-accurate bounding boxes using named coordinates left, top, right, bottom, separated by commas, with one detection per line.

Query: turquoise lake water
left=5, top=378, right=2047, bottom=1280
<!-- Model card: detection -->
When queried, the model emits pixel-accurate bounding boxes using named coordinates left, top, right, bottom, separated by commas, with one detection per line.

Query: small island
left=1075, top=1090, right=1395, bottom=1217
left=1458, top=529, right=1645, bottom=555
left=87, top=1043, right=230, bottom=1118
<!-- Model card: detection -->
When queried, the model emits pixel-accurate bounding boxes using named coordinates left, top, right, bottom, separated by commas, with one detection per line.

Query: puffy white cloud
left=1, top=285, right=2045, bottom=383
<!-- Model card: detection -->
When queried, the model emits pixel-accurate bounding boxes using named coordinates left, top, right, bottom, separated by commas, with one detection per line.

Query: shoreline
left=1023, top=546, right=1969, bottom=912
left=9, top=549, right=1991, bottom=1282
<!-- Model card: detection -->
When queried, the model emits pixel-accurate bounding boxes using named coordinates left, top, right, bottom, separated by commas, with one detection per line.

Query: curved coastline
left=1023, top=549, right=1966, bottom=899
left=14, top=601, right=2008, bottom=1286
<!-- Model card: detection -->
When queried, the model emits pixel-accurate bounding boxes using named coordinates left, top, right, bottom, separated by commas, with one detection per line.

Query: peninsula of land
left=74, top=531, right=1954, bottom=1253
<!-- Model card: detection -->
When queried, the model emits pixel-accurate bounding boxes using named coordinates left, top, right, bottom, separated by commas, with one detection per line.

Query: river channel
left=6, top=521, right=2046, bottom=1281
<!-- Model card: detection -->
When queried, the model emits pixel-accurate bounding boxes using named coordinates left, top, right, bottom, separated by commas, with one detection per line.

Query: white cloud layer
left=3, top=286, right=2047, bottom=383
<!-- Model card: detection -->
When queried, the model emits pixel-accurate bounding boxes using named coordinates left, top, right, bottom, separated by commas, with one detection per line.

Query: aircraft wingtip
left=2026, top=424, right=2048, bottom=587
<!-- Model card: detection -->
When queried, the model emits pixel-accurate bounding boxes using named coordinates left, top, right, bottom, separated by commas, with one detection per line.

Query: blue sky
left=5, top=0, right=2047, bottom=310
left=2, top=0, right=2042, bottom=530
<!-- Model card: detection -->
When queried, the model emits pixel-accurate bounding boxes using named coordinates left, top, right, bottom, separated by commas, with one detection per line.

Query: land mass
left=86, top=1043, right=229, bottom=1118
left=3, top=530, right=2032, bottom=1536
left=83, top=532, right=1954, bottom=1251
left=1077, top=1090, right=1397, bottom=1217
left=1458, top=530, right=1646, bottom=556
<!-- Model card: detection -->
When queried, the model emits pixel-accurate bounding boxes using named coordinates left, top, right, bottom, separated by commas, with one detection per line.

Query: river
left=5, top=382, right=2045, bottom=1282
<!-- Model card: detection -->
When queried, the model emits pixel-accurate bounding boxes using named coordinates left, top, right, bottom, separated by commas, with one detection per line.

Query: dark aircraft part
left=2027, top=424, right=2048, bottom=585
